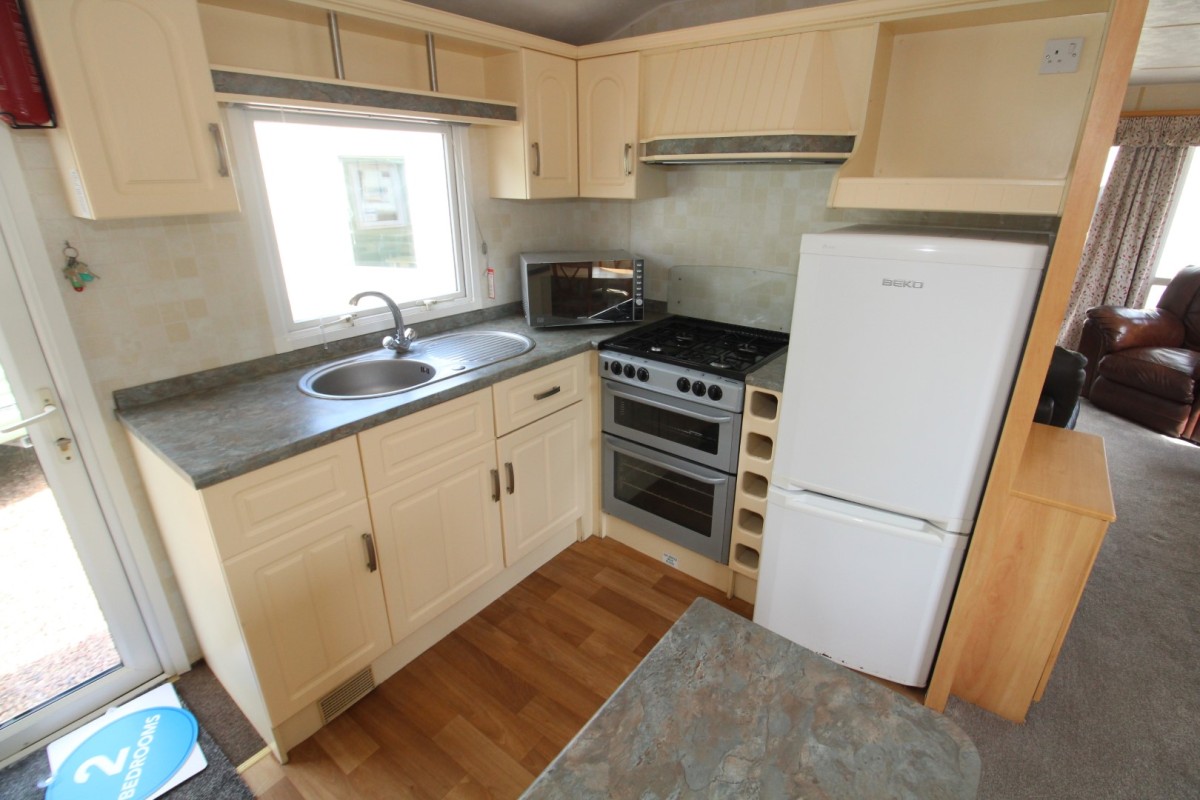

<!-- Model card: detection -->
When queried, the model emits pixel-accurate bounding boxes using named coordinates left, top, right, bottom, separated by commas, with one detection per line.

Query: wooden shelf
left=831, top=8, right=1106, bottom=215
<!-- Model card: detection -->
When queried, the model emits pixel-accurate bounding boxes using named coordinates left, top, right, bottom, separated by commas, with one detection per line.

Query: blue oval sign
left=47, top=706, right=198, bottom=800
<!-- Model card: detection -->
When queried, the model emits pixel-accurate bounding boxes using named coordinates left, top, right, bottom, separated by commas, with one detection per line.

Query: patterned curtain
left=1058, top=115, right=1200, bottom=350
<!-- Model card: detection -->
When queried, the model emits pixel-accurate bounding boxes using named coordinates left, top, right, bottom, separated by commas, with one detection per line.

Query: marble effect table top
left=522, top=599, right=980, bottom=800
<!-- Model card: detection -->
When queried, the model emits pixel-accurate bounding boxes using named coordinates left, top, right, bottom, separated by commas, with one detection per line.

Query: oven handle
left=605, top=384, right=733, bottom=425
left=605, top=436, right=729, bottom=485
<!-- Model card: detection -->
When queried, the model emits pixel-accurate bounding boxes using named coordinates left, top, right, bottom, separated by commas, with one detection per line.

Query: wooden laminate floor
left=242, top=535, right=753, bottom=800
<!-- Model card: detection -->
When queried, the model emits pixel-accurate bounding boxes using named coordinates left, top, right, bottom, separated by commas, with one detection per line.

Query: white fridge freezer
left=754, top=226, right=1047, bottom=687
left=755, top=488, right=968, bottom=686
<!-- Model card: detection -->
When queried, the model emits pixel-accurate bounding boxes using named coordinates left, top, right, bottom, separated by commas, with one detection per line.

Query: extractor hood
left=640, top=134, right=855, bottom=165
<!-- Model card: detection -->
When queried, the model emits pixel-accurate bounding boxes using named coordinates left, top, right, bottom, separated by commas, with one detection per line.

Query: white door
left=0, top=227, right=161, bottom=764
left=755, top=487, right=967, bottom=687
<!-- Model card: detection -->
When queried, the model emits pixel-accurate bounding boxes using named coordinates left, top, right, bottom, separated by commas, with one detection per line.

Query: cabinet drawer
left=202, top=437, right=365, bottom=559
left=493, top=353, right=588, bottom=436
left=358, top=388, right=495, bottom=493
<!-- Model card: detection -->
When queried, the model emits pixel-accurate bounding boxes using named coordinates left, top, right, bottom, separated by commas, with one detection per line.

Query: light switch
left=1040, top=38, right=1084, bottom=74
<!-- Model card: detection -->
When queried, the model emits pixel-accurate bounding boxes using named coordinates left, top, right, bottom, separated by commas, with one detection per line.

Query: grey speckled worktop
left=746, top=347, right=786, bottom=393
left=522, top=599, right=980, bottom=800
left=117, top=313, right=637, bottom=489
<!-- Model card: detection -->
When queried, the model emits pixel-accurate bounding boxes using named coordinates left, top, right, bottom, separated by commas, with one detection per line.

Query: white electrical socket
left=1040, top=37, right=1084, bottom=74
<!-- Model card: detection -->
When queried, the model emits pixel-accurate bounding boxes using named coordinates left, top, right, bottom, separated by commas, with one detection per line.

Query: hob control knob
left=623, top=363, right=636, bottom=379
left=676, top=377, right=691, bottom=393
left=636, top=367, right=650, bottom=382
left=708, top=385, right=723, bottom=402
left=609, top=360, right=621, bottom=375
left=692, top=381, right=707, bottom=397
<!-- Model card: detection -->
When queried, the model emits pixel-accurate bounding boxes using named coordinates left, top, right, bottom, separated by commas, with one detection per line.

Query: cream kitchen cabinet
left=25, top=0, right=239, bottom=219
left=496, top=401, right=589, bottom=564
left=359, top=390, right=506, bottom=643
left=128, top=353, right=594, bottom=759
left=485, top=49, right=578, bottom=199
left=127, top=435, right=387, bottom=759
left=578, top=52, right=662, bottom=199
left=222, top=500, right=391, bottom=725
left=493, top=353, right=593, bottom=563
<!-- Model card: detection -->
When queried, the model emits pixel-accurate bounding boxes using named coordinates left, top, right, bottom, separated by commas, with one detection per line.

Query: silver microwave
left=520, top=250, right=645, bottom=328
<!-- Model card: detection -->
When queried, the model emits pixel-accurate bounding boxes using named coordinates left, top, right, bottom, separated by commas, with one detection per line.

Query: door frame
left=0, top=128, right=189, bottom=756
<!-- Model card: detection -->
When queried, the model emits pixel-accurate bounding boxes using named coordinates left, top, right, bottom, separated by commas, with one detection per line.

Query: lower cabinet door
left=497, top=401, right=588, bottom=565
left=223, top=500, right=391, bottom=724
left=368, top=442, right=505, bottom=642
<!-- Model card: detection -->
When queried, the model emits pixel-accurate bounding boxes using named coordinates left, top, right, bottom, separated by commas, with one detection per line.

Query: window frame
left=226, top=105, right=482, bottom=353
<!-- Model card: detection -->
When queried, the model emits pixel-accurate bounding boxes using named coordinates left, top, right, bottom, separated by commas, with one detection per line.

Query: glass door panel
left=0, top=389, right=122, bottom=727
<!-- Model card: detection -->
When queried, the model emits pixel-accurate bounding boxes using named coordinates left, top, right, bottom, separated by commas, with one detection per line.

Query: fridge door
left=754, top=487, right=967, bottom=687
left=774, top=231, right=1046, bottom=532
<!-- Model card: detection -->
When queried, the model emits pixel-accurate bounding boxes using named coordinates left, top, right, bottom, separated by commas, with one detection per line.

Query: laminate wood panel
left=243, top=536, right=751, bottom=798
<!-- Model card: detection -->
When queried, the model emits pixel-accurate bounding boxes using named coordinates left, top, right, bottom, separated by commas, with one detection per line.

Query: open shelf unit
left=829, top=1, right=1108, bottom=215
left=729, top=387, right=782, bottom=583
left=196, top=0, right=521, bottom=123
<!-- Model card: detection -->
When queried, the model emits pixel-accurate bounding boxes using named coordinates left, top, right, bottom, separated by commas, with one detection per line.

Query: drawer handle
left=505, top=461, right=515, bottom=495
left=491, top=468, right=500, bottom=502
left=362, top=533, right=378, bottom=573
left=533, top=385, right=561, bottom=401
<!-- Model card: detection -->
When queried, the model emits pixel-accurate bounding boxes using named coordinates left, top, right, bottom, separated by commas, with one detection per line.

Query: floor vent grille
left=319, top=667, right=375, bottom=724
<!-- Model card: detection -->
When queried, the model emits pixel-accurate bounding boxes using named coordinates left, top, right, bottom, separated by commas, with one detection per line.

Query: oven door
left=602, top=380, right=741, bottom=473
left=602, top=434, right=734, bottom=563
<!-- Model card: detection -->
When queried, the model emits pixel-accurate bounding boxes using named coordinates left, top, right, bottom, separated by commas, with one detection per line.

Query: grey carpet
left=946, top=400, right=1200, bottom=799
left=0, top=666, right=257, bottom=800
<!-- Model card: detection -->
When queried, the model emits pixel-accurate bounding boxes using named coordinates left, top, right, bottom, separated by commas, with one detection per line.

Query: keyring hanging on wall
left=62, top=241, right=97, bottom=292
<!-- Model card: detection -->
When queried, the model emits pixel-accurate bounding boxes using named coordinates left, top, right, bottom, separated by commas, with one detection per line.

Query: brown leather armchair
left=1079, top=265, right=1200, bottom=441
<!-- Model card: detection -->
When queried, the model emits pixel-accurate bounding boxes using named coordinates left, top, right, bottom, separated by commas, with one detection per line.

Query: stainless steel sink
left=299, top=330, right=534, bottom=399
left=301, top=356, right=439, bottom=399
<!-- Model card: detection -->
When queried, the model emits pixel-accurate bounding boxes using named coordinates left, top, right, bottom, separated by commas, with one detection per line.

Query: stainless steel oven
left=602, top=434, right=735, bottom=562
left=602, top=380, right=741, bottom=473
left=598, top=313, right=787, bottom=566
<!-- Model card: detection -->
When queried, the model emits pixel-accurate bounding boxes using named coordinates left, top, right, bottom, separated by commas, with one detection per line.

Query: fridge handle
left=771, top=489, right=961, bottom=547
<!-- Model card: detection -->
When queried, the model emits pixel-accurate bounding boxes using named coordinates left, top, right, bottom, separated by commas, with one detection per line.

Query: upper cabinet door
left=578, top=53, right=639, bottom=199
left=523, top=49, right=578, bottom=199
left=26, top=0, right=239, bottom=219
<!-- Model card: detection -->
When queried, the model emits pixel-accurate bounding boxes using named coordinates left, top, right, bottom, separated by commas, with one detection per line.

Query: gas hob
left=598, top=316, right=788, bottom=412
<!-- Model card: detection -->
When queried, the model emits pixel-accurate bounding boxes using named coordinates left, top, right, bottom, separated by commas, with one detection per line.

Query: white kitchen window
left=230, top=107, right=480, bottom=351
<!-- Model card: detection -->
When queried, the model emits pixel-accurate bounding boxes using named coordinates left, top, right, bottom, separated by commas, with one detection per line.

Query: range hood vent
left=641, top=134, right=855, bottom=165
left=639, top=28, right=875, bottom=166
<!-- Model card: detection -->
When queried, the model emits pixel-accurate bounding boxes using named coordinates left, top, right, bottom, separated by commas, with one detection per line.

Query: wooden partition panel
left=924, top=0, right=1148, bottom=715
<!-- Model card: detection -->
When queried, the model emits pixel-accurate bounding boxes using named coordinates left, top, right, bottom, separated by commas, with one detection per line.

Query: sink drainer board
left=417, top=331, right=534, bottom=366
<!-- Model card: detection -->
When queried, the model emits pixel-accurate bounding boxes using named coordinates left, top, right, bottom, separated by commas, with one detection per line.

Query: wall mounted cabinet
left=578, top=52, right=664, bottom=199
left=485, top=49, right=579, bottom=199
left=26, top=0, right=240, bottom=219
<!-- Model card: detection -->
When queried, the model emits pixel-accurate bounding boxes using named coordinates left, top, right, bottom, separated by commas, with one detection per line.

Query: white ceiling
left=407, top=0, right=1200, bottom=85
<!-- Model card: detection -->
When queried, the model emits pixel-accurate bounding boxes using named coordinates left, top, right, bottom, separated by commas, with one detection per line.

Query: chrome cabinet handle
left=362, top=533, right=378, bottom=573
left=208, top=123, right=230, bottom=177
left=1, top=402, right=57, bottom=434
left=505, top=462, right=515, bottom=495
left=624, top=143, right=633, bottom=176
left=491, top=468, right=500, bottom=502
left=533, top=385, right=561, bottom=401
left=531, top=142, right=541, bottom=177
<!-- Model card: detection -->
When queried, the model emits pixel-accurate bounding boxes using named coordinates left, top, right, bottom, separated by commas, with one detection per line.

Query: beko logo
left=882, top=278, right=925, bottom=289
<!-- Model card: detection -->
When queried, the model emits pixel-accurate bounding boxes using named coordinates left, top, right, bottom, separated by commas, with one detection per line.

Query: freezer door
left=775, top=234, right=1045, bottom=532
left=754, top=487, right=967, bottom=687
